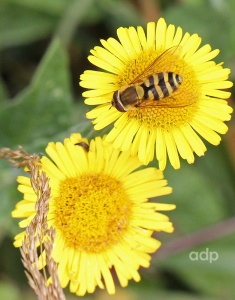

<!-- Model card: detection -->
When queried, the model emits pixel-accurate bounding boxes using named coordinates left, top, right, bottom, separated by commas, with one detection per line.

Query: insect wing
left=130, top=45, right=182, bottom=84
left=138, top=88, right=198, bottom=109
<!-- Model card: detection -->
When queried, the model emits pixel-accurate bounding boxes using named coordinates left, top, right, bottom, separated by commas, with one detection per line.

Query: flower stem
left=154, top=217, right=235, bottom=260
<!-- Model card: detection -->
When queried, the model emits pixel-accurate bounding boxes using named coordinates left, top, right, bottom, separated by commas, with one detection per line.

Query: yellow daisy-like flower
left=12, top=133, right=175, bottom=296
left=80, top=18, right=233, bottom=170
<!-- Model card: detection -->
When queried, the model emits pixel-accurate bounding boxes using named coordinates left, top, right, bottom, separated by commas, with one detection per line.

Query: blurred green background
left=0, top=0, right=235, bottom=299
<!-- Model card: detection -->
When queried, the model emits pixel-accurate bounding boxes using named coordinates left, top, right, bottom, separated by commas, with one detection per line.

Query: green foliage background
left=0, top=0, right=235, bottom=299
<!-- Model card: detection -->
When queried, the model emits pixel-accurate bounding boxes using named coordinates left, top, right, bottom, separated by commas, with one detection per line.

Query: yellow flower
left=12, top=133, right=175, bottom=296
left=80, top=18, right=233, bottom=170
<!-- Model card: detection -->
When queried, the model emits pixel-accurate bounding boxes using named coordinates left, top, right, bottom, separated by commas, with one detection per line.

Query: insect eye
left=113, top=90, right=119, bottom=102
left=112, top=91, right=126, bottom=112
left=115, top=101, right=126, bottom=112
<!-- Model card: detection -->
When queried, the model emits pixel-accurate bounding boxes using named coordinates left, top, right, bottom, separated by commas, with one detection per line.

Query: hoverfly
left=112, top=46, right=194, bottom=112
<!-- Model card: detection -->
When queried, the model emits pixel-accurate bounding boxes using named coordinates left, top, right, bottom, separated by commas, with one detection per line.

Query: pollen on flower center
left=120, top=51, right=159, bottom=85
left=127, top=102, right=198, bottom=130
left=54, top=174, right=132, bottom=253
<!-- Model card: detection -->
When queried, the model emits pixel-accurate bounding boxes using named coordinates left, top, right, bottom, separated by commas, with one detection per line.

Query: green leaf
left=98, top=0, right=142, bottom=29
left=161, top=144, right=235, bottom=235
left=163, top=3, right=232, bottom=67
left=0, top=0, right=99, bottom=49
left=0, top=38, right=75, bottom=236
left=153, top=143, right=235, bottom=297
left=55, top=0, right=95, bottom=47
left=0, top=280, right=21, bottom=300
left=0, top=161, right=21, bottom=239
left=0, top=1, right=57, bottom=48
left=134, top=290, right=216, bottom=300
left=4, top=0, right=72, bottom=16
left=0, top=38, right=73, bottom=151
left=0, top=78, right=9, bottom=103
left=157, top=234, right=235, bottom=297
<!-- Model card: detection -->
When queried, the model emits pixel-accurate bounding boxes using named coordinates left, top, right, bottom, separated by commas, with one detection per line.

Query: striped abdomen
left=140, top=72, right=183, bottom=101
left=112, top=72, right=183, bottom=112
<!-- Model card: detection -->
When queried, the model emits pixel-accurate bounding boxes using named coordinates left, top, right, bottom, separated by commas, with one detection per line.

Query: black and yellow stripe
left=140, top=72, right=182, bottom=101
